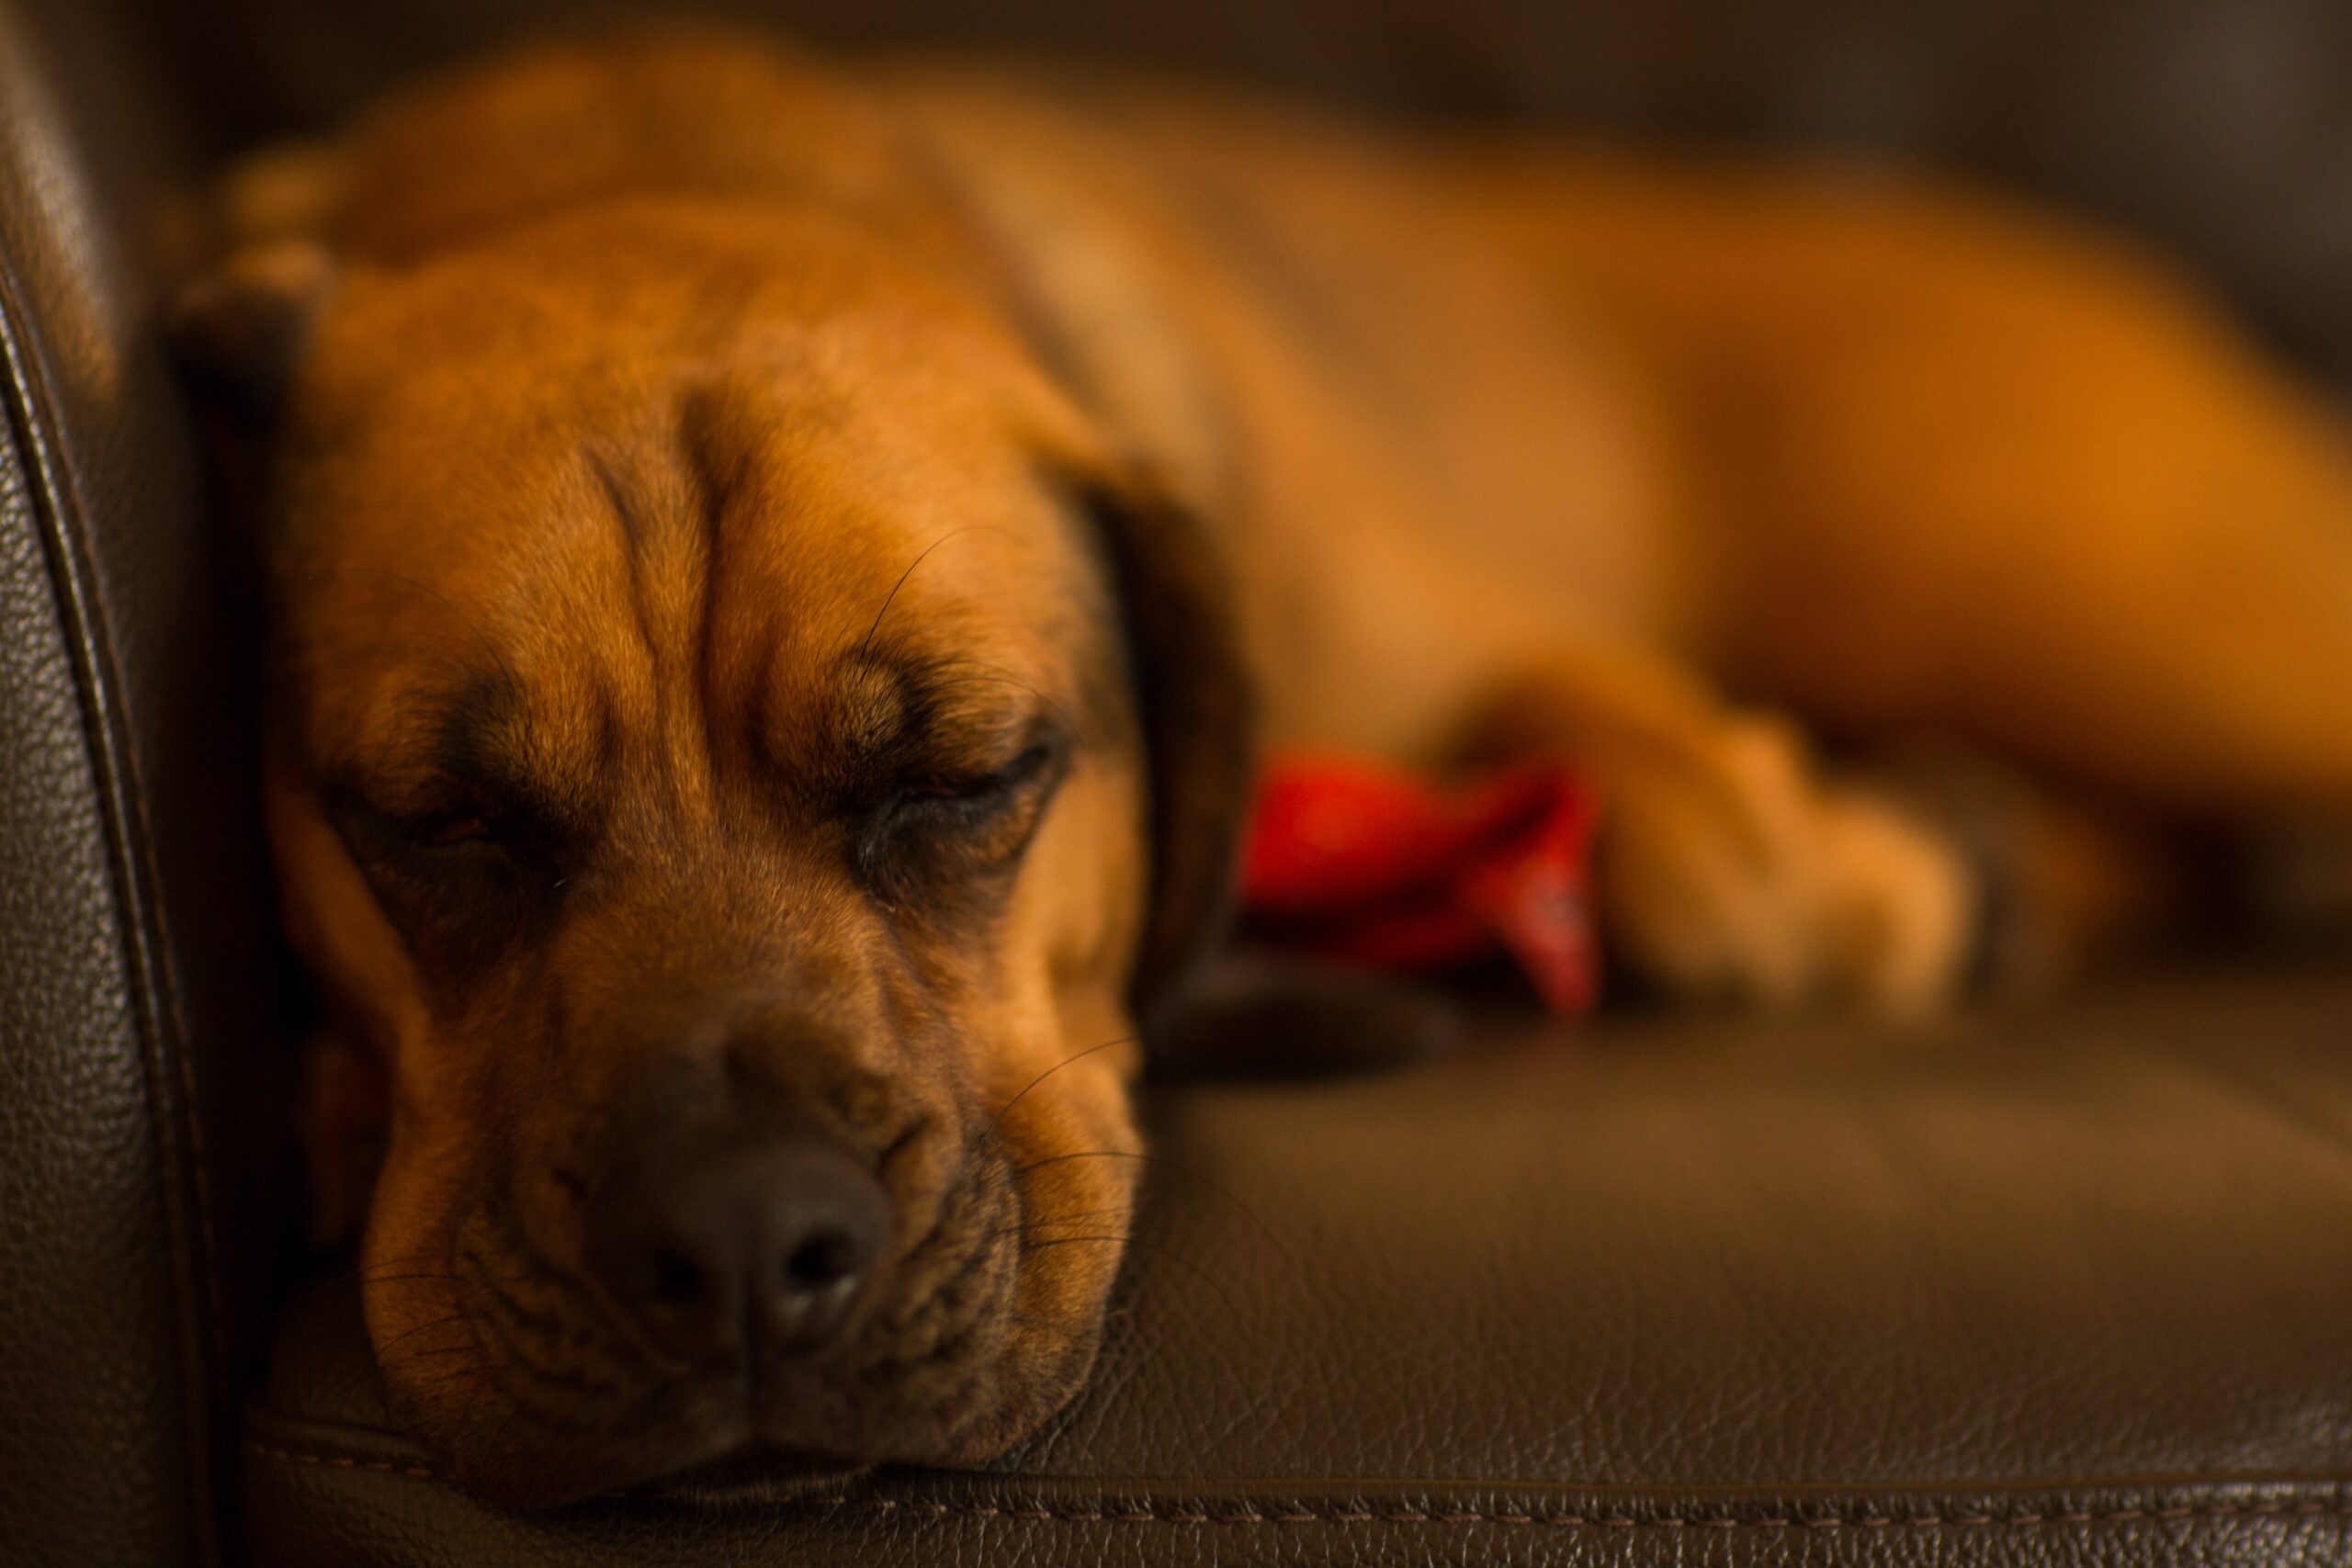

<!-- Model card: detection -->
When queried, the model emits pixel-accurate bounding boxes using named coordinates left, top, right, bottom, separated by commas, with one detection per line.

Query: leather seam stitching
left=241, top=1444, right=2352, bottom=1529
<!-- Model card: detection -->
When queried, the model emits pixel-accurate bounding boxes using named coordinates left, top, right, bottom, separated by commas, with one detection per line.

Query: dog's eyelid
left=853, top=724, right=1070, bottom=885
left=322, top=764, right=580, bottom=861
left=903, top=725, right=1067, bottom=798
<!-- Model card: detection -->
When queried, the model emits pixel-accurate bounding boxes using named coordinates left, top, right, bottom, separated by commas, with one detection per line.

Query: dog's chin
left=424, top=1406, right=876, bottom=1511
left=644, top=1443, right=877, bottom=1506
left=432, top=1391, right=1058, bottom=1511
left=405, top=1308, right=1112, bottom=1510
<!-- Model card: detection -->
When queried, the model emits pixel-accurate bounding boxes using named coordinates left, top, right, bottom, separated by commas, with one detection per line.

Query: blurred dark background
left=14, top=0, right=2350, bottom=386
left=54, top=0, right=2351, bottom=391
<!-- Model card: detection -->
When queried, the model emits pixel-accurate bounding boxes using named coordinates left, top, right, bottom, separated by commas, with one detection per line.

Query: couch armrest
left=0, top=3, right=288, bottom=1562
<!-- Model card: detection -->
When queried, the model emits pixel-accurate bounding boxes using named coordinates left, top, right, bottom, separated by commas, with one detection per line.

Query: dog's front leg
left=1456, top=643, right=1973, bottom=1013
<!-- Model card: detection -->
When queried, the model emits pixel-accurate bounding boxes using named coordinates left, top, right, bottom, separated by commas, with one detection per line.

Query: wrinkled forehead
left=269, top=273, right=1116, bottom=782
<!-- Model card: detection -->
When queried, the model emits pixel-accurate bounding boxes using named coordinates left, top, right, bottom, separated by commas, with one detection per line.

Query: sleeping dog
left=174, top=31, right=2352, bottom=1506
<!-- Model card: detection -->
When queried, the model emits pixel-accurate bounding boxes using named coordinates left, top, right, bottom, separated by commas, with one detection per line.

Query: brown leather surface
left=0, top=2, right=290, bottom=1563
left=243, top=963, right=2352, bottom=1564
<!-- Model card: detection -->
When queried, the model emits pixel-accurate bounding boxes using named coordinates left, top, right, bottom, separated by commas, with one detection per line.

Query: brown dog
left=174, top=31, right=2352, bottom=1506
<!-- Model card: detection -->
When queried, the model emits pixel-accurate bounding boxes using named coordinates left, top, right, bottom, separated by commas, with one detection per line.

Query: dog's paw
left=1596, top=716, right=1974, bottom=1013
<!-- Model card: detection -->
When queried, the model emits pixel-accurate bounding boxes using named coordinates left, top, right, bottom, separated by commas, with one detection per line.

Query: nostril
left=648, top=1247, right=710, bottom=1310
left=753, top=1156, right=890, bottom=1353
left=785, top=1227, right=865, bottom=1292
left=583, top=1129, right=892, bottom=1358
left=546, top=1167, right=590, bottom=1209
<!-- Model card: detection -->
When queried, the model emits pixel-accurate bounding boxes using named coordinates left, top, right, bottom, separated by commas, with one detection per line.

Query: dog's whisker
left=1009, top=1148, right=1291, bottom=1262
left=323, top=1311, right=481, bottom=1410
left=456, top=1274, right=630, bottom=1405
left=855, top=525, right=1007, bottom=660
left=239, top=1252, right=458, bottom=1345
left=388, top=1343, right=478, bottom=1362
left=481, top=1391, right=527, bottom=1465
left=352, top=1252, right=460, bottom=1277
left=354, top=1269, right=466, bottom=1287
left=1020, top=1234, right=1244, bottom=1322
left=1006, top=1299, right=1137, bottom=1336
left=981, top=1036, right=1137, bottom=1145
left=987, top=1206, right=1136, bottom=1240
left=371, top=1310, right=478, bottom=1361
left=365, top=1344, right=488, bottom=1403
left=997, top=1213, right=1133, bottom=1232
left=1014, top=1225, right=1130, bottom=1244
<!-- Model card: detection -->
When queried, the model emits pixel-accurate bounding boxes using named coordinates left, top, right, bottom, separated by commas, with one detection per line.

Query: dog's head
left=175, top=40, right=1250, bottom=1506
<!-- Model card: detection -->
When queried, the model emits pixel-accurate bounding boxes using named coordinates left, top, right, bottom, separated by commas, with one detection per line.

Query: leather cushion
left=0, top=0, right=289, bottom=1562
left=243, top=961, right=2352, bottom=1564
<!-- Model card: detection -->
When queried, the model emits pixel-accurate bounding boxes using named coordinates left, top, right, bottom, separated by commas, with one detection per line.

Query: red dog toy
left=1238, top=754, right=1604, bottom=1013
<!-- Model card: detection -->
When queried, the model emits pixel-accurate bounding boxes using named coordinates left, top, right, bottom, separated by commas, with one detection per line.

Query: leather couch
left=5, top=1, right=2351, bottom=1563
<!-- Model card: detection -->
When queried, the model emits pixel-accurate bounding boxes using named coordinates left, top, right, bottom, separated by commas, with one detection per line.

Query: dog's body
left=899, top=70, right=2352, bottom=1005
left=178, top=34, right=2352, bottom=1505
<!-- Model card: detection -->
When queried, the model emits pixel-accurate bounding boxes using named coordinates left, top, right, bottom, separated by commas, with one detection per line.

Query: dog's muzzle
left=579, top=1120, right=893, bottom=1367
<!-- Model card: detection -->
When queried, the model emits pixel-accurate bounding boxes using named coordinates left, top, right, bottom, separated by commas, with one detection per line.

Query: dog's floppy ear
left=1076, top=468, right=1463, bottom=1078
left=1076, top=465, right=1258, bottom=1034
left=168, top=141, right=347, bottom=414
left=167, top=239, right=338, bottom=421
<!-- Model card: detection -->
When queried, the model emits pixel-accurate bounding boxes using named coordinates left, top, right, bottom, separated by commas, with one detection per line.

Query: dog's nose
left=583, top=1135, right=890, bottom=1360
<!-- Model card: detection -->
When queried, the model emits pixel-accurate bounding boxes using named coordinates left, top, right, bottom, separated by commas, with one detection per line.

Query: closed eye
left=864, top=735, right=1069, bottom=885
left=324, top=778, right=565, bottom=877
left=899, top=739, right=1059, bottom=810
left=410, top=810, right=495, bottom=850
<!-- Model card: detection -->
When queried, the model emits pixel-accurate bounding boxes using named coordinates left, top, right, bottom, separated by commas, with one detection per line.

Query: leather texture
left=243, top=963, right=2352, bottom=1565
left=0, top=1, right=289, bottom=1563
